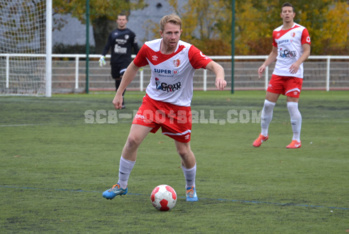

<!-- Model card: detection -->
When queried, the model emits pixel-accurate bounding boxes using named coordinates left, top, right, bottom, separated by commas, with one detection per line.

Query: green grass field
left=1, top=90, right=348, bottom=233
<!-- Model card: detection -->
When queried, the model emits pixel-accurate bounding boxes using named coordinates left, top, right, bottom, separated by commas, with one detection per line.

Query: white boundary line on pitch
left=1, top=185, right=348, bottom=211
left=0, top=124, right=46, bottom=127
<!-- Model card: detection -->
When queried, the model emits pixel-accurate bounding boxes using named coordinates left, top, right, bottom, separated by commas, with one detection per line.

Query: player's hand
left=99, top=56, right=106, bottom=67
left=289, top=63, right=300, bottom=74
left=215, top=78, right=227, bottom=90
left=258, top=65, right=266, bottom=79
left=112, top=93, right=123, bottom=109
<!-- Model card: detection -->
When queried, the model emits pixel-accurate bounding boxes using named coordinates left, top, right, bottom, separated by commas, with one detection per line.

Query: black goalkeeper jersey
left=102, top=28, right=139, bottom=64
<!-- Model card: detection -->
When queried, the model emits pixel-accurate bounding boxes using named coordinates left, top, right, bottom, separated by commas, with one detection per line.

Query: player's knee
left=177, top=147, right=192, bottom=160
left=125, top=135, right=142, bottom=149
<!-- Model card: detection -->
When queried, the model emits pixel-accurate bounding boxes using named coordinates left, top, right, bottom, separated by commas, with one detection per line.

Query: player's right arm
left=206, top=61, right=226, bottom=90
left=102, top=32, right=113, bottom=56
left=99, top=33, right=113, bottom=66
left=113, top=62, right=140, bottom=109
left=258, top=46, right=278, bottom=78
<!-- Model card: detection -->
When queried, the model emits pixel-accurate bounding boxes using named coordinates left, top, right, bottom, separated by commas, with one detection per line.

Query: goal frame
left=46, top=0, right=52, bottom=97
left=0, top=0, right=52, bottom=97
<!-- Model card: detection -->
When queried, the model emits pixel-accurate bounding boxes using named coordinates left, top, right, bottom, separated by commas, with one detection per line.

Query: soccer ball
left=150, top=184, right=177, bottom=211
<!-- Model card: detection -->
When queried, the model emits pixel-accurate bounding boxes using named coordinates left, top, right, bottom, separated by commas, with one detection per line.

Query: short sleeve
left=133, top=44, right=149, bottom=67
left=188, top=46, right=212, bottom=69
left=301, top=28, right=311, bottom=45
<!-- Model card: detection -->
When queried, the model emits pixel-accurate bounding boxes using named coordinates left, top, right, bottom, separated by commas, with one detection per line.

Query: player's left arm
left=206, top=61, right=227, bottom=90
left=289, top=29, right=311, bottom=74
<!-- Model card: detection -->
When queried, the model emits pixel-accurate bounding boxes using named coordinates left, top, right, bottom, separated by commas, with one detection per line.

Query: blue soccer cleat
left=186, top=186, right=198, bottom=202
left=102, top=183, right=128, bottom=200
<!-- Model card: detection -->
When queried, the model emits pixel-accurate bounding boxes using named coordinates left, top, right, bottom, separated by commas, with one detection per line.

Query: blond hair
left=159, top=14, right=182, bottom=31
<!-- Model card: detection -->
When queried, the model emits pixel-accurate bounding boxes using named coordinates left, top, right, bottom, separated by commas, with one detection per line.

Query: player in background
left=253, top=2, right=311, bottom=149
left=102, top=14, right=227, bottom=202
left=99, top=13, right=139, bottom=108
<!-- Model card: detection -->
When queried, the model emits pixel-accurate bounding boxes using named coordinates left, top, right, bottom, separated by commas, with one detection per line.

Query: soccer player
left=253, top=2, right=311, bottom=149
left=102, top=14, right=227, bottom=202
left=99, top=13, right=139, bottom=108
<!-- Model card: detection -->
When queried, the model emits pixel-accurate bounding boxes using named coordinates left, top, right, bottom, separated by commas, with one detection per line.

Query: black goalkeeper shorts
left=111, top=61, right=131, bottom=79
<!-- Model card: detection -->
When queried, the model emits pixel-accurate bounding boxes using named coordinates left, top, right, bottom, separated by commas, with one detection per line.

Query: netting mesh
left=0, top=0, right=47, bottom=96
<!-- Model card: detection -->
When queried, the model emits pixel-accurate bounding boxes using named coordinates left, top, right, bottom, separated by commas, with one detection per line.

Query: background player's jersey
left=272, top=23, right=311, bottom=78
left=102, top=28, right=139, bottom=64
left=134, top=39, right=212, bottom=106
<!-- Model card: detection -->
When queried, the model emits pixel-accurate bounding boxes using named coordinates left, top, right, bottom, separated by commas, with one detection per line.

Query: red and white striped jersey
left=272, top=23, right=311, bottom=78
left=133, top=39, right=212, bottom=106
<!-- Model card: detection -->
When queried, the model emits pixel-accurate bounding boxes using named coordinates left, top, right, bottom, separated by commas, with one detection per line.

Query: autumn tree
left=234, top=0, right=349, bottom=55
left=168, top=0, right=349, bottom=55
left=290, top=0, right=349, bottom=54
left=319, top=1, right=349, bottom=54
left=164, top=0, right=231, bottom=55
left=234, top=0, right=274, bottom=54
left=54, top=0, right=349, bottom=55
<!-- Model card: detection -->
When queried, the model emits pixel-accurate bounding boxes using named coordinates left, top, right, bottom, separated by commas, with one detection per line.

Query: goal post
left=46, top=0, right=52, bottom=97
left=0, top=0, right=52, bottom=97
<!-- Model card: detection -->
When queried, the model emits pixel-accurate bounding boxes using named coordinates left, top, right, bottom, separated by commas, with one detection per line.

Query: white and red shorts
left=132, top=94, right=192, bottom=143
left=267, top=74, right=303, bottom=98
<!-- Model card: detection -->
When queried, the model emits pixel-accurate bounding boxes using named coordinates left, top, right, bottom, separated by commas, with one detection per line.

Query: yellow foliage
left=167, top=0, right=231, bottom=54
left=323, top=2, right=349, bottom=46
left=54, top=0, right=349, bottom=55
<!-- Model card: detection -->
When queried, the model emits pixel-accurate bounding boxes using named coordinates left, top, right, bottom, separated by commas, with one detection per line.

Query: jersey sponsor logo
left=155, top=78, right=162, bottom=89
left=278, top=39, right=290, bottom=45
left=173, top=59, right=181, bottom=67
left=114, top=45, right=127, bottom=54
left=115, top=39, right=127, bottom=44
left=155, top=78, right=181, bottom=92
left=279, top=48, right=296, bottom=58
left=152, top=55, right=158, bottom=61
left=154, top=68, right=172, bottom=74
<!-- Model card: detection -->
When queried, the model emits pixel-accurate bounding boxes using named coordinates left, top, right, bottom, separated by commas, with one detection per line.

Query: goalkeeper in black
left=100, top=13, right=139, bottom=108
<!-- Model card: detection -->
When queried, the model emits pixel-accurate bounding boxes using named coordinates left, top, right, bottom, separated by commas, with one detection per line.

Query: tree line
left=53, top=0, right=349, bottom=55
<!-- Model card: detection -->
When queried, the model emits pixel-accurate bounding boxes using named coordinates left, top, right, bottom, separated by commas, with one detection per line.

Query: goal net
left=0, top=0, right=51, bottom=96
